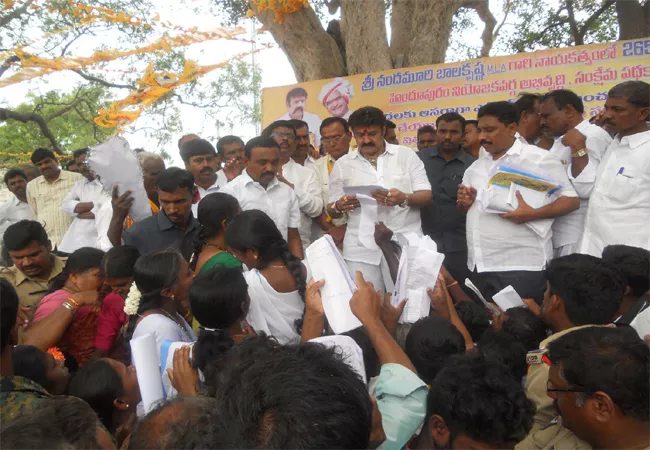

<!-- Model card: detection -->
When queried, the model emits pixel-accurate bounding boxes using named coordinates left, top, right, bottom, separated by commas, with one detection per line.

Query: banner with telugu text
left=261, top=38, right=650, bottom=147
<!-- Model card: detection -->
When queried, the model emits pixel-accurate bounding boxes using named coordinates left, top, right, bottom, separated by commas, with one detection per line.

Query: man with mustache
left=221, top=136, right=303, bottom=259
left=457, top=101, right=579, bottom=304
left=180, top=138, right=226, bottom=216
left=0, top=170, right=35, bottom=265
left=123, top=168, right=199, bottom=261
left=539, top=89, right=612, bottom=258
left=263, top=120, right=322, bottom=252
left=419, top=113, right=476, bottom=293
left=417, top=125, right=437, bottom=152
left=278, top=87, right=322, bottom=146
left=289, top=119, right=317, bottom=169
left=318, top=77, right=354, bottom=121
left=578, top=81, right=650, bottom=256
left=327, top=106, right=432, bottom=290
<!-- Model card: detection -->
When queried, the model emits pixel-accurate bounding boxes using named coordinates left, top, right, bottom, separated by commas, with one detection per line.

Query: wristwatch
left=572, top=148, right=587, bottom=158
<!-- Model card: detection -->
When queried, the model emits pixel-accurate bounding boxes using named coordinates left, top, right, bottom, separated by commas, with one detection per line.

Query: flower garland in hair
left=123, top=282, right=142, bottom=315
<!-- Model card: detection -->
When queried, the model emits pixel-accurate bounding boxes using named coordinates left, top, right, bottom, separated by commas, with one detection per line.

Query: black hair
left=515, top=92, right=542, bottom=121
left=72, top=148, right=89, bottom=160
left=341, top=326, right=381, bottom=380
left=477, top=329, right=528, bottom=381
left=349, top=106, right=387, bottom=129
left=1, top=279, right=19, bottom=350
left=244, top=136, right=281, bottom=160
left=155, top=167, right=194, bottom=194
left=225, top=210, right=305, bottom=306
left=285, top=87, right=308, bottom=104
left=477, top=101, right=518, bottom=125
left=602, top=245, right=650, bottom=298
left=47, top=247, right=104, bottom=294
left=417, top=125, right=436, bottom=136
left=547, top=326, right=649, bottom=421
left=608, top=81, right=650, bottom=108
left=501, top=306, right=549, bottom=351
left=65, top=160, right=78, bottom=171
left=211, top=335, right=372, bottom=449
left=179, top=138, right=217, bottom=162
left=3, top=220, right=49, bottom=251
left=216, top=135, right=245, bottom=156
left=124, top=251, right=185, bottom=346
left=0, top=396, right=102, bottom=449
left=465, top=119, right=478, bottom=128
left=288, top=119, right=308, bottom=131
left=546, top=254, right=625, bottom=326
left=66, top=359, right=124, bottom=434
left=436, top=112, right=466, bottom=132
left=100, top=246, right=141, bottom=279
left=386, top=120, right=397, bottom=129
left=190, top=267, right=248, bottom=384
left=261, top=120, right=296, bottom=139
left=455, top=302, right=491, bottom=342
left=541, top=89, right=585, bottom=114
left=190, top=193, right=240, bottom=271
left=405, top=316, right=465, bottom=384
left=12, top=345, right=52, bottom=392
left=4, top=169, right=27, bottom=186
left=30, top=148, right=57, bottom=164
left=127, top=396, right=227, bottom=450
left=320, top=116, right=350, bottom=134
left=427, top=352, right=536, bottom=448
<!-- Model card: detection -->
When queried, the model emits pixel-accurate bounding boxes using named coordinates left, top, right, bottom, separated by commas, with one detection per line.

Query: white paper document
left=343, top=185, right=385, bottom=197
left=492, top=285, right=526, bottom=311
left=88, top=136, right=152, bottom=223
left=464, top=278, right=501, bottom=316
left=392, top=236, right=445, bottom=324
left=631, top=307, right=650, bottom=339
left=306, top=235, right=361, bottom=334
left=356, top=194, right=380, bottom=251
left=507, top=183, right=550, bottom=210
left=130, top=333, right=165, bottom=414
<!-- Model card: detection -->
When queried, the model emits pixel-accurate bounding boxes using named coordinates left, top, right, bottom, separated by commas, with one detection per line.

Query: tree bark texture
left=616, top=0, right=650, bottom=40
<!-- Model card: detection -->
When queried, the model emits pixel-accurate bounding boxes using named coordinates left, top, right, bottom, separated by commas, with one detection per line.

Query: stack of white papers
left=130, top=333, right=165, bottom=414
left=464, top=279, right=501, bottom=316
left=492, top=285, right=526, bottom=311
left=631, top=307, right=650, bottom=339
left=306, top=235, right=361, bottom=334
left=392, top=236, right=445, bottom=324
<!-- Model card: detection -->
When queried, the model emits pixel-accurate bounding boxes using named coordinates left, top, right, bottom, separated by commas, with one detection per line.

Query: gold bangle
left=446, top=281, right=459, bottom=288
left=67, top=297, right=80, bottom=308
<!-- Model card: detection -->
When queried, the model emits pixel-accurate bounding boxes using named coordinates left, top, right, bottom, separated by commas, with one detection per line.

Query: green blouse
left=199, top=251, right=243, bottom=273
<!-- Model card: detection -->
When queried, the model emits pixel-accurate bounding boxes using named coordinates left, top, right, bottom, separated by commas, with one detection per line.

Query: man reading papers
left=458, top=101, right=579, bottom=304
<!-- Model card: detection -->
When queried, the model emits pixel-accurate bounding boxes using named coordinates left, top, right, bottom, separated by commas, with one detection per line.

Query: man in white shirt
left=312, top=117, right=352, bottom=246
left=539, top=89, right=613, bottom=257
left=59, top=148, right=108, bottom=254
left=327, top=106, right=432, bottom=290
left=0, top=169, right=35, bottom=265
left=458, top=101, right=580, bottom=304
left=278, top=87, right=322, bottom=145
left=263, top=120, right=322, bottom=251
left=579, top=81, right=650, bottom=256
left=181, top=138, right=228, bottom=217
left=221, top=136, right=303, bottom=259
left=288, top=120, right=317, bottom=169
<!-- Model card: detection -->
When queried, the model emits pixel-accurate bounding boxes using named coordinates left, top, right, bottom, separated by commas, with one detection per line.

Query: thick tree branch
left=0, top=0, right=35, bottom=28
left=579, top=0, right=615, bottom=37
left=70, top=69, right=135, bottom=89
left=565, top=0, right=582, bottom=45
left=493, top=0, right=513, bottom=41
left=0, top=108, right=62, bottom=154
left=459, top=0, right=498, bottom=57
left=0, top=56, right=20, bottom=78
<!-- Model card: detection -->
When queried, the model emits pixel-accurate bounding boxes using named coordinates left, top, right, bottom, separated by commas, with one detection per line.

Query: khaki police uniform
left=0, top=255, right=66, bottom=309
left=516, top=416, right=592, bottom=450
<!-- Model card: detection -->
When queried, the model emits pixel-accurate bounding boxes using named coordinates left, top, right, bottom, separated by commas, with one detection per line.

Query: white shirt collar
left=617, top=128, right=650, bottom=150
left=350, top=141, right=396, bottom=159
left=241, top=169, right=279, bottom=190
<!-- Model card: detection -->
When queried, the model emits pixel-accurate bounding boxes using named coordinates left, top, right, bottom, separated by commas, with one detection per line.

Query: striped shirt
left=26, top=170, right=83, bottom=249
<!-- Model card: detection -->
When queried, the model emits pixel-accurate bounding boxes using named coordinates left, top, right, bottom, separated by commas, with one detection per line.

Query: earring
left=125, top=403, right=130, bottom=408
left=254, top=254, right=258, bottom=260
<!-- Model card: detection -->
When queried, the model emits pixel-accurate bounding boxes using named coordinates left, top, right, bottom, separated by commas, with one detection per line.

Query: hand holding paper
left=500, top=191, right=537, bottom=224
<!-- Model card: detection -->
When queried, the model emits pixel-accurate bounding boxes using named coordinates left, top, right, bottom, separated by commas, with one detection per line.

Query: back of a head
left=31, top=147, right=57, bottom=165
left=225, top=209, right=284, bottom=261
left=156, top=167, right=194, bottom=194
left=49, top=247, right=105, bottom=294
left=11, top=345, right=49, bottom=390
left=546, top=254, right=625, bottom=325
left=133, top=250, right=184, bottom=297
left=244, top=135, right=280, bottom=159
left=608, top=80, right=650, bottom=108
left=349, top=106, right=386, bottom=129
left=455, top=301, right=490, bottom=342
left=547, top=326, right=649, bottom=421
left=602, top=245, right=650, bottom=298
left=427, top=353, right=536, bottom=448
left=3, top=219, right=48, bottom=251
left=514, top=92, right=541, bottom=121
left=477, top=329, right=528, bottom=381
left=180, top=138, right=216, bottom=162
left=502, top=306, right=548, bottom=351
left=1, top=279, right=19, bottom=350
left=405, top=316, right=465, bottom=384
left=0, top=396, right=103, bottom=449
left=477, top=101, right=518, bottom=125
left=541, top=89, right=585, bottom=114
left=196, top=192, right=240, bottom=233
left=101, top=245, right=140, bottom=279
left=212, top=335, right=372, bottom=449
left=136, top=151, right=163, bottom=166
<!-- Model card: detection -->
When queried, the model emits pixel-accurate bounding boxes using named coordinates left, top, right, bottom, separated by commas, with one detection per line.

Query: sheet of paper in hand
left=130, top=333, right=165, bottom=414
left=492, top=285, right=526, bottom=311
left=87, top=136, right=152, bottom=223
left=464, top=278, right=501, bottom=316
left=306, top=235, right=361, bottom=334
left=631, top=306, right=650, bottom=340
left=343, top=185, right=385, bottom=197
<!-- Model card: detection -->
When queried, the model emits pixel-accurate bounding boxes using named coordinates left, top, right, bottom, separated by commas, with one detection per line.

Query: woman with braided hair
left=225, top=209, right=307, bottom=344
left=189, top=192, right=242, bottom=274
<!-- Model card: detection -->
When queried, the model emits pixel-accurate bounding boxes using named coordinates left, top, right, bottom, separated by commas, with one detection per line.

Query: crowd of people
left=0, top=80, right=649, bottom=449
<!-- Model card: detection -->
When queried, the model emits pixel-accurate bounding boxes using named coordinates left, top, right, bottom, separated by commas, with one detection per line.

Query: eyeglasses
left=546, top=380, right=586, bottom=394
left=270, top=132, right=295, bottom=140
left=321, top=135, right=346, bottom=146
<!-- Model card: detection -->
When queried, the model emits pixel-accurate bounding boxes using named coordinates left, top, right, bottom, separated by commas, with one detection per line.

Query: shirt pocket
left=605, top=171, right=640, bottom=202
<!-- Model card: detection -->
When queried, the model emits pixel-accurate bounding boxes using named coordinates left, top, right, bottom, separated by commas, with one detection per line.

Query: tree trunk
left=616, top=0, right=650, bottom=40
left=252, top=5, right=345, bottom=82
left=389, top=0, right=414, bottom=67
left=340, top=0, right=393, bottom=75
left=405, top=0, right=458, bottom=67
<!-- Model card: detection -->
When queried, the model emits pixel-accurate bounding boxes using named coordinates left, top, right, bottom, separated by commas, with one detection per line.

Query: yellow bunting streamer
left=248, top=0, right=308, bottom=23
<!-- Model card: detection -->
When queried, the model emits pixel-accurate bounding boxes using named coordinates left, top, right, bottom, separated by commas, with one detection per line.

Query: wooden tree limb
left=493, top=0, right=513, bottom=41
left=615, top=0, right=648, bottom=40
left=0, top=56, right=20, bottom=78
left=460, top=0, right=498, bottom=57
left=0, top=0, right=35, bottom=28
left=579, top=0, right=615, bottom=38
left=0, top=108, right=63, bottom=154
left=389, top=0, right=414, bottom=67
left=70, top=69, right=135, bottom=89
left=565, top=0, right=582, bottom=45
